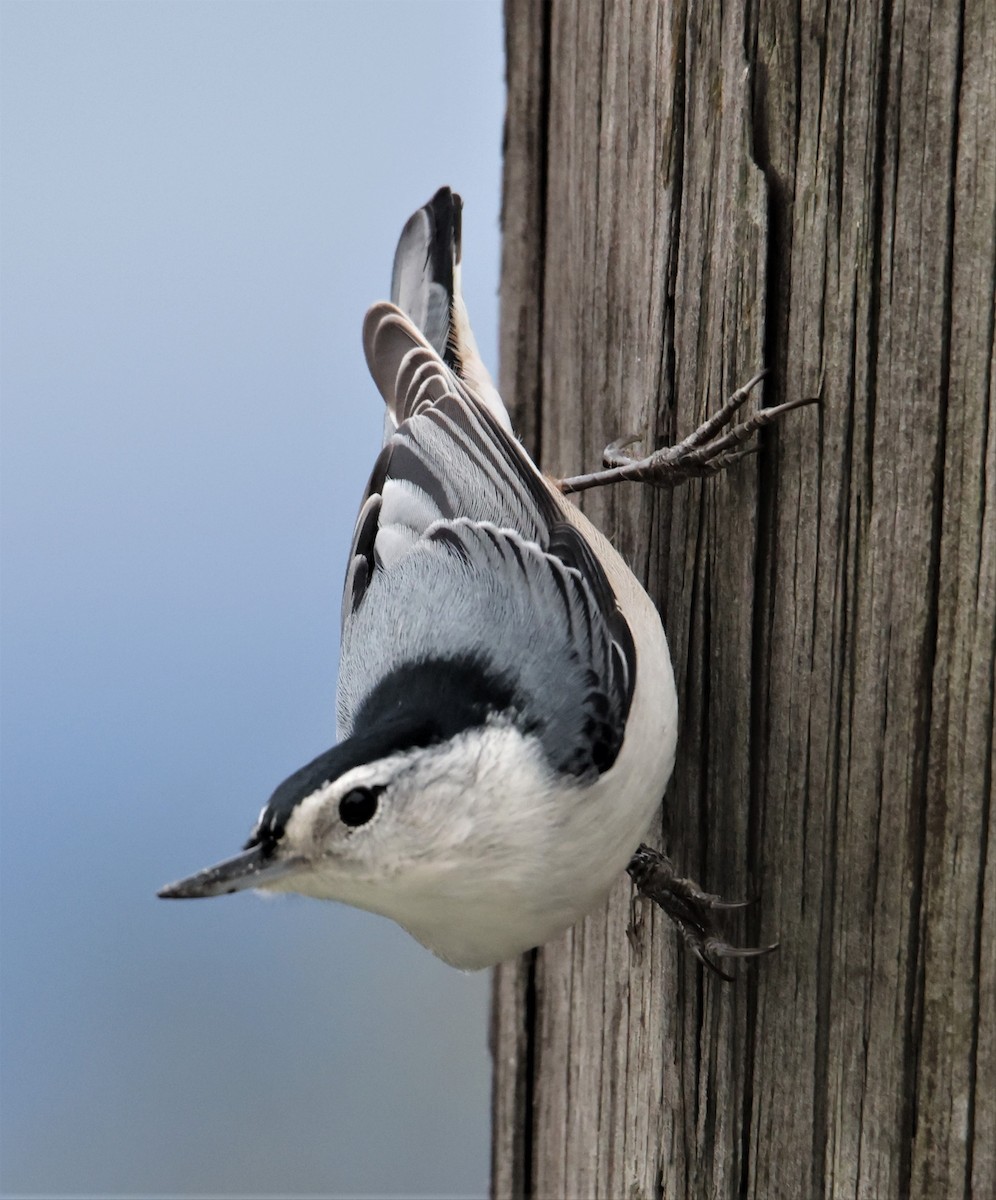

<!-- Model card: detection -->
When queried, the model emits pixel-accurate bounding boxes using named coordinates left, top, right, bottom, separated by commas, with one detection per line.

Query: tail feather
left=379, top=187, right=509, bottom=431
left=390, top=186, right=461, bottom=366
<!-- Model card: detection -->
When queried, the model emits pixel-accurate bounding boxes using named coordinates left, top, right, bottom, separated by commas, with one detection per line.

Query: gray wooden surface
left=491, top=1, right=995, bottom=1197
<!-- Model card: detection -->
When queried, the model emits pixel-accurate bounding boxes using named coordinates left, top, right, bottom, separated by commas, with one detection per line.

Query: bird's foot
left=558, top=370, right=818, bottom=494
left=626, top=844, right=778, bottom=981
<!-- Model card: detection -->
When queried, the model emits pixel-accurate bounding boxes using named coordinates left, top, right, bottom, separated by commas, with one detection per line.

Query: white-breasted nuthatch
left=159, top=188, right=814, bottom=972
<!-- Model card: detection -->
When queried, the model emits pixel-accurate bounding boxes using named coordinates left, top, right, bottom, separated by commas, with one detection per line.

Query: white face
left=263, top=722, right=557, bottom=921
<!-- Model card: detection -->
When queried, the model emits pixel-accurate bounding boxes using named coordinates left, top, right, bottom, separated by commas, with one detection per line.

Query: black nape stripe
left=247, top=656, right=518, bottom=849
left=355, top=655, right=517, bottom=739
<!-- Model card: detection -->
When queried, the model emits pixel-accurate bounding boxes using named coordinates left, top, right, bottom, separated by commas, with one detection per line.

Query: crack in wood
left=492, top=1, right=993, bottom=1196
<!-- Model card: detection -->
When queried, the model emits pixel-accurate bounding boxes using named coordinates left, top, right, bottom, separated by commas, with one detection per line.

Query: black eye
left=338, top=787, right=380, bottom=828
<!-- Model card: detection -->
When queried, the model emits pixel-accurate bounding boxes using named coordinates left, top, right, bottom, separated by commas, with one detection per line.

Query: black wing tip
left=397, top=187, right=462, bottom=284
left=426, top=186, right=463, bottom=259
left=429, top=184, right=457, bottom=204
left=425, top=189, right=461, bottom=329
left=388, top=188, right=463, bottom=372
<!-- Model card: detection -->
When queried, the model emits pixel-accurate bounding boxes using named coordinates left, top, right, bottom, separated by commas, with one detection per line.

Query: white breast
left=396, top=501, right=678, bottom=970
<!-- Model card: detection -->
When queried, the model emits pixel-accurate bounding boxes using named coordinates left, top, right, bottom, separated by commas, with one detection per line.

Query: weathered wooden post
left=491, top=1, right=994, bottom=1196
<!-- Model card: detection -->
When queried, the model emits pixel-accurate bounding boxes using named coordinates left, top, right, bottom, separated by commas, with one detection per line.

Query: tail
left=369, top=187, right=508, bottom=430
left=390, top=186, right=461, bottom=366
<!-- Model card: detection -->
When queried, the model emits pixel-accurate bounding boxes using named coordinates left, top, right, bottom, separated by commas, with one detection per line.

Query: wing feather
left=344, top=241, right=637, bottom=779
left=339, top=518, right=631, bottom=778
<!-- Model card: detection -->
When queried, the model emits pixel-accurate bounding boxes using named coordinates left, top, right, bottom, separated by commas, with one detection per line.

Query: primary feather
left=341, top=194, right=636, bottom=782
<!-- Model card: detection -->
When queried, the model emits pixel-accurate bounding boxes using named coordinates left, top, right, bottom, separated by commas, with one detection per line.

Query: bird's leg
left=557, top=371, right=819, bottom=495
left=626, top=844, right=778, bottom=981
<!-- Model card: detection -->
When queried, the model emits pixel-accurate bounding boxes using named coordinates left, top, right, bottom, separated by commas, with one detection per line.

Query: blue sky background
left=1, top=2, right=504, bottom=1194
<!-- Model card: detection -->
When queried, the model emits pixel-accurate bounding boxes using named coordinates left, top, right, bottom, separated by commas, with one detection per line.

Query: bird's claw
left=559, top=370, right=819, bottom=494
left=602, top=433, right=643, bottom=468
left=626, top=844, right=778, bottom=981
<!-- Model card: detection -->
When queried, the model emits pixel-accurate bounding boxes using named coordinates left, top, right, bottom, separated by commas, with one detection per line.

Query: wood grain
left=493, top=0, right=994, bottom=1197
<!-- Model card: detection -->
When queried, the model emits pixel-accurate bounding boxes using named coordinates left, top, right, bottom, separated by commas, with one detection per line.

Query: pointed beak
left=157, top=845, right=303, bottom=899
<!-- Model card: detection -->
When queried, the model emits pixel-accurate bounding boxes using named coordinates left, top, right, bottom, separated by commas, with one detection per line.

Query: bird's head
left=158, top=660, right=560, bottom=965
left=160, top=723, right=523, bottom=895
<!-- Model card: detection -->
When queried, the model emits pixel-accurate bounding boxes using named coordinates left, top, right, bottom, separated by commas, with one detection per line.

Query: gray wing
left=338, top=306, right=635, bottom=779
left=347, top=301, right=560, bottom=608
left=338, top=514, right=634, bottom=780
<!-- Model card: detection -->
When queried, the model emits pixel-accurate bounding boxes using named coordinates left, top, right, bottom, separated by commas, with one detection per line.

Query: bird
left=159, top=187, right=814, bottom=973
